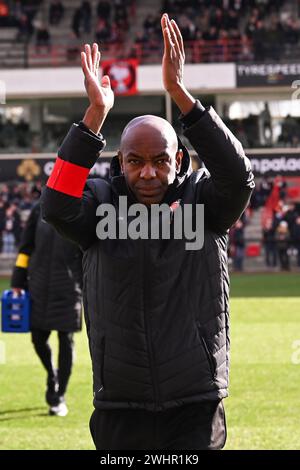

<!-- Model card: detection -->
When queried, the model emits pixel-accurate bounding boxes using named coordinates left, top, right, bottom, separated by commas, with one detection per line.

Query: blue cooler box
left=1, top=290, right=31, bottom=333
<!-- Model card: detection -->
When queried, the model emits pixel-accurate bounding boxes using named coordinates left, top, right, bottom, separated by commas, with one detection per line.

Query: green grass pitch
left=1, top=274, right=300, bottom=450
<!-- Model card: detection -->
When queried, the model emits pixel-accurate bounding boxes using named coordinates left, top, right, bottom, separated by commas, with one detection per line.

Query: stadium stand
left=1, top=1, right=300, bottom=154
left=1, top=0, right=300, bottom=273
left=0, top=0, right=299, bottom=67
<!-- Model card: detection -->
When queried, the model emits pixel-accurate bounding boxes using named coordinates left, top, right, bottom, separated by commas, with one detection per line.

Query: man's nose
left=140, top=163, right=156, bottom=179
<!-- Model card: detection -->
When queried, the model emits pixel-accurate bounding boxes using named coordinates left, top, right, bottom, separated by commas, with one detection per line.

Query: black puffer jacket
left=11, top=203, right=83, bottom=332
left=41, top=104, right=255, bottom=411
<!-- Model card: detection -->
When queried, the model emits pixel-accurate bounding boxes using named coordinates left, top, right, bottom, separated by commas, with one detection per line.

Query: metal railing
left=0, top=37, right=256, bottom=68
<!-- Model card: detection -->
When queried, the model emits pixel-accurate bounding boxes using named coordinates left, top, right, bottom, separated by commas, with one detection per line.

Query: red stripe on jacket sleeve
left=47, top=157, right=90, bottom=198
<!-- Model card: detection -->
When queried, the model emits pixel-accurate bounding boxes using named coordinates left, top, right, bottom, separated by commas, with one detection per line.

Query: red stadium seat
left=246, top=244, right=261, bottom=257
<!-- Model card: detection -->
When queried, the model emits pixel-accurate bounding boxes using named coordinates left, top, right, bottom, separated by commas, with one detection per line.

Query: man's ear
left=118, top=151, right=124, bottom=174
left=175, top=149, right=183, bottom=174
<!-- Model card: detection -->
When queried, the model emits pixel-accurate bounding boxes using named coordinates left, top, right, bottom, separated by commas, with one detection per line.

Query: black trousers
left=31, top=328, right=74, bottom=396
left=89, top=400, right=226, bottom=450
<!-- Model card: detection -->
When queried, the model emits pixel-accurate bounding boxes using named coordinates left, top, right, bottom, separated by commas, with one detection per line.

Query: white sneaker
left=49, top=399, right=68, bottom=417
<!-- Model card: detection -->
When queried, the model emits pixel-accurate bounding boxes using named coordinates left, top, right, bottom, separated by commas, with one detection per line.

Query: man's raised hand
left=81, top=43, right=114, bottom=134
left=161, top=14, right=195, bottom=115
left=161, top=14, right=185, bottom=94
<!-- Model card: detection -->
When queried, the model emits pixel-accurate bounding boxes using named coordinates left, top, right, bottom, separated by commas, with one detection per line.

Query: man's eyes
left=127, top=159, right=168, bottom=165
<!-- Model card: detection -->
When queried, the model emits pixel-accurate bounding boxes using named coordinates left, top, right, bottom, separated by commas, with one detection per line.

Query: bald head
left=118, top=114, right=183, bottom=205
left=120, top=115, right=178, bottom=155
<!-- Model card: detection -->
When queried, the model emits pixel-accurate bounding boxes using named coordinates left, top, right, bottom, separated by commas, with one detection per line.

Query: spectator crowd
left=229, top=176, right=300, bottom=272
left=0, top=181, right=41, bottom=254
left=134, top=0, right=300, bottom=63
left=0, top=0, right=133, bottom=55
left=0, top=1, right=299, bottom=64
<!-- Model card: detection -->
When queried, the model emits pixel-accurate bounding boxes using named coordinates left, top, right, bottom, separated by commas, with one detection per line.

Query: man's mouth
left=137, top=187, right=161, bottom=196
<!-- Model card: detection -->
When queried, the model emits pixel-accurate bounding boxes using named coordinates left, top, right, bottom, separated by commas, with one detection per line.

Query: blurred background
left=1, top=0, right=300, bottom=450
left=1, top=0, right=300, bottom=273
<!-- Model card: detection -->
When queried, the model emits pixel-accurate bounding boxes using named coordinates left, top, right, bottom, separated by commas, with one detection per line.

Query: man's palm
left=161, top=14, right=185, bottom=93
left=81, top=43, right=114, bottom=111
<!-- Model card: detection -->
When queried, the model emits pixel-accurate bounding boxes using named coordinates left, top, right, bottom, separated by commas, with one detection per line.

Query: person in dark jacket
left=275, top=220, right=290, bottom=271
left=292, top=216, right=300, bottom=267
left=41, top=14, right=255, bottom=449
left=263, top=218, right=277, bottom=268
left=11, top=201, right=83, bottom=417
left=232, top=220, right=245, bottom=271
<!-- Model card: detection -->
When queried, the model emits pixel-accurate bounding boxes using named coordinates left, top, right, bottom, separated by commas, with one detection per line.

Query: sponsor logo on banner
left=250, top=156, right=300, bottom=175
left=17, top=159, right=41, bottom=181
left=101, top=59, right=138, bottom=95
left=236, top=63, right=300, bottom=87
left=0, top=157, right=113, bottom=182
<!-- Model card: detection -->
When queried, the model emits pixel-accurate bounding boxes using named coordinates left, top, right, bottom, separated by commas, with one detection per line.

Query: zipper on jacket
left=197, top=322, right=216, bottom=380
left=141, top=239, right=160, bottom=409
left=100, top=336, right=106, bottom=389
